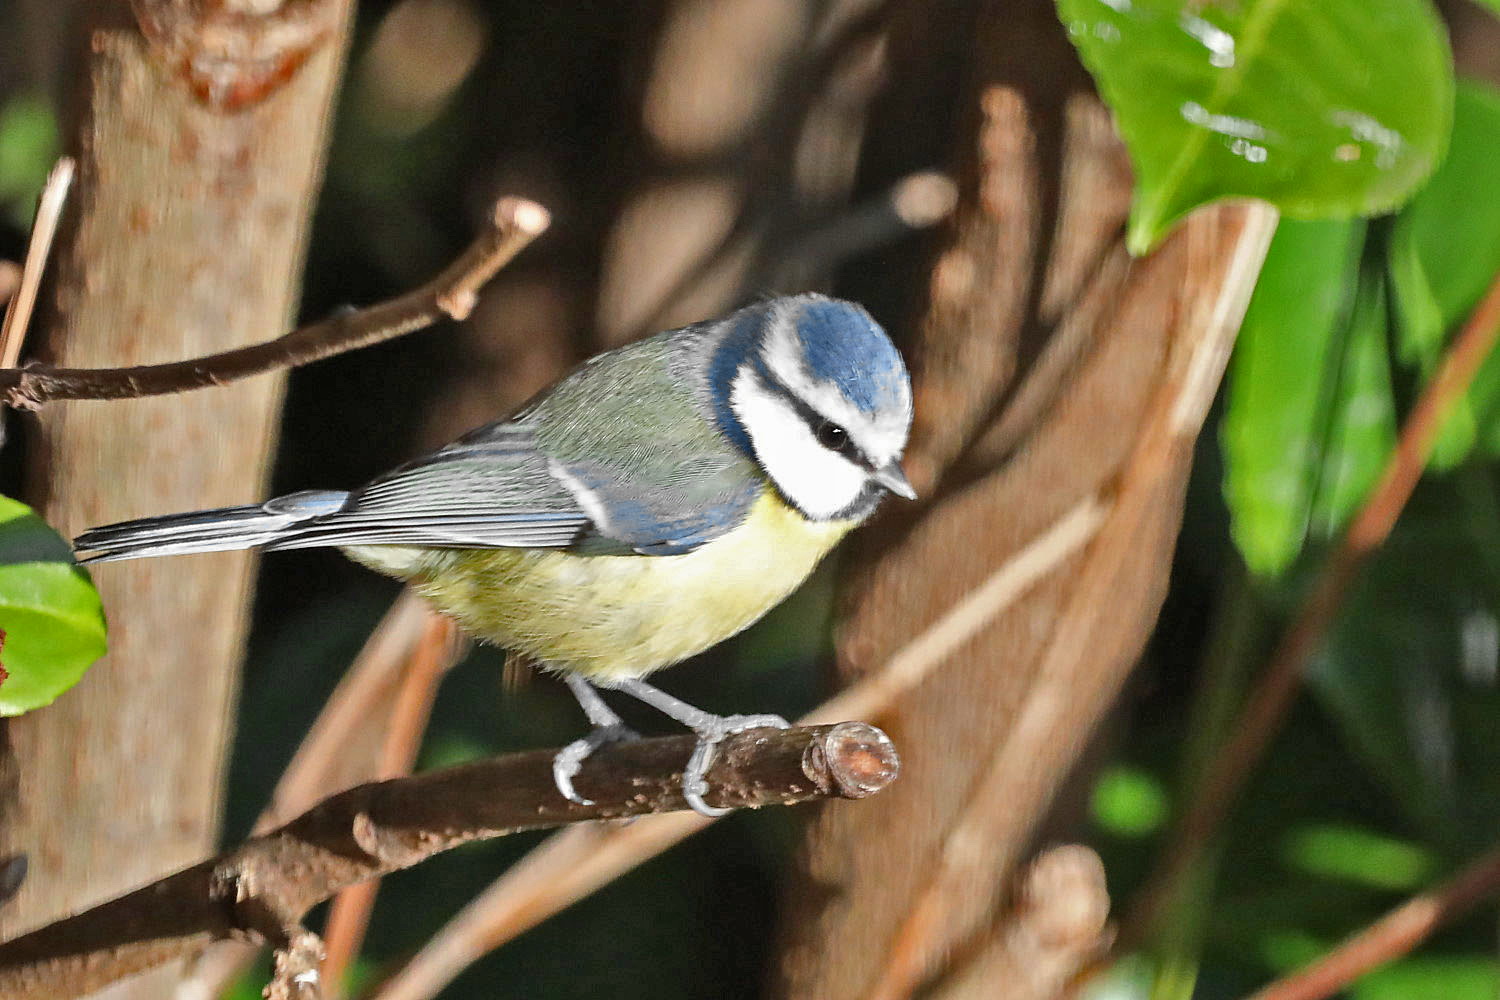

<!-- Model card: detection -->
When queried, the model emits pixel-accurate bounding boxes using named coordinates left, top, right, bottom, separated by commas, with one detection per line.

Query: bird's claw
left=682, top=713, right=791, bottom=817
left=552, top=723, right=639, bottom=806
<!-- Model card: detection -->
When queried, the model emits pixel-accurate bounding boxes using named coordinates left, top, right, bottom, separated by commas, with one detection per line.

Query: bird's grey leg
left=553, top=674, right=639, bottom=806
left=612, top=677, right=789, bottom=817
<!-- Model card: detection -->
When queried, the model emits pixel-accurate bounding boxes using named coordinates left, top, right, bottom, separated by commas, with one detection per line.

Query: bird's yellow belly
left=345, top=491, right=854, bottom=681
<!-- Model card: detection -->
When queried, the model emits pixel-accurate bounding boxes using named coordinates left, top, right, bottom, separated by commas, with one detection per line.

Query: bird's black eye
left=815, top=420, right=850, bottom=451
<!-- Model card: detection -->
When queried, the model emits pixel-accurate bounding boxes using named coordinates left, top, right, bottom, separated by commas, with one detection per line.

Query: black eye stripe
left=749, top=358, right=871, bottom=466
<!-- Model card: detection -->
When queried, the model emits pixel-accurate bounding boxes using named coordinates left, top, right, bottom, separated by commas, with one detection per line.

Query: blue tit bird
left=75, top=293, right=916, bottom=816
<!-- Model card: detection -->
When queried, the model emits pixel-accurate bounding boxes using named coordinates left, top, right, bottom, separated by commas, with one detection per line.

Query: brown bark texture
left=0, top=721, right=899, bottom=1000
left=774, top=1, right=1274, bottom=998
left=0, top=7, right=352, bottom=1000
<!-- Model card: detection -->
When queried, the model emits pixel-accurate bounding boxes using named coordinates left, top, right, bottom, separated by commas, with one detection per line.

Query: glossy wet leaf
left=1057, top=0, right=1453, bottom=254
left=1222, top=219, right=1365, bottom=576
left=0, top=496, right=107, bottom=716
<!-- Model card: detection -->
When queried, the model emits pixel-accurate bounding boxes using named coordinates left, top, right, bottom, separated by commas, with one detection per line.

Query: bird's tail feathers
left=74, top=490, right=349, bottom=563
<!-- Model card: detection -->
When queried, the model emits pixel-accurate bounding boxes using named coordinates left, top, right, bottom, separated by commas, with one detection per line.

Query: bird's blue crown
left=789, top=298, right=909, bottom=415
left=705, top=295, right=909, bottom=454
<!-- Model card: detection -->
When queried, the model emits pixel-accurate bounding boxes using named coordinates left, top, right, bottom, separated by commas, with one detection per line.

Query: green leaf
left=1091, top=764, right=1170, bottom=837
left=0, top=92, right=59, bottom=225
left=1388, top=82, right=1500, bottom=460
left=1280, top=823, right=1437, bottom=891
left=1222, top=219, right=1365, bottom=576
left=1354, top=958, right=1500, bottom=1000
left=1056, top=0, right=1454, bottom=254
left=0, top=496, right=107, bottom=716
left=1257, top=928, right=1330, bottom=974
left=1308, top=270, right=1396, bottom=535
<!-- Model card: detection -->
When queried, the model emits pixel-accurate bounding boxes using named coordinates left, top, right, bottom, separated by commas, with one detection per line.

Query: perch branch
left=1122, top=264, right=1500, bottom=948
left=1244, top=842, right=1500, bottom=1000
left=0, top=722, right=896, bottom=1000
left=368, top=495, right=1106, bottom=1000
left=0, top=196, right=549, bottom=409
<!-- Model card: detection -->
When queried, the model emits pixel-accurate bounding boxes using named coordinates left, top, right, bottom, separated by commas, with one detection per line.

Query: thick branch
left=0, top=722, right=896, bottom=1000
left=0, top=196, right=548, bottom=410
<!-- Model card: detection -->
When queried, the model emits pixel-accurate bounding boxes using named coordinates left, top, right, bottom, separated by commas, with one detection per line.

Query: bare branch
left=1123, top=264, right=1500, bottom=949
left=1245, top=843, right=1500, bottom=1000
left=0, top=722, right=896, bottom=1000
left=0, top=196, right=549, bottom=410
left=855, top=200, right=1278, bottom=1000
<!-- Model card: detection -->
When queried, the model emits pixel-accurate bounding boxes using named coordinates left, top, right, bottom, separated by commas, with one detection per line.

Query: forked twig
left=176, top=591, right=437, bottom=1000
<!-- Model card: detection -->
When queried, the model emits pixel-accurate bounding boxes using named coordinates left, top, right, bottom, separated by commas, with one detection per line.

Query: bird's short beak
left=872, top=461, right=917, bottom=500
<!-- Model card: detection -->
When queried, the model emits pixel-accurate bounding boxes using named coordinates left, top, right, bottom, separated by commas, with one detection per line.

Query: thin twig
left=320, top=612, right=460, bottom=996
left=0, top=723, right=896, bottom=1000
left=0, top=158, right=74, bottom=371
left=1122, top=265, right=1500, bottom=949
left=0, top=196, right=548, bottom=409
left=369, top=495, right=1107, bottom=1000
left=1244, top=843, right=1500, bottom=1000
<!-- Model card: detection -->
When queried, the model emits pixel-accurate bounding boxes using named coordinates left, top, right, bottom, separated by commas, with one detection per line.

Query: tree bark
left=773, top=1, right=1274, bottom=997
left=0, top=7, right=352, bottom=1000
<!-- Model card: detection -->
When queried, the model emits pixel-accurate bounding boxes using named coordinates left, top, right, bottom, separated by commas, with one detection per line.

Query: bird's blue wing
left=266, top=424, right=593, bottom=550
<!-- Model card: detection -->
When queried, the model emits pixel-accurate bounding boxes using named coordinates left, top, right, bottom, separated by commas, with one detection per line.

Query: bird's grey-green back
left=277, top=324, right=762, bottom=556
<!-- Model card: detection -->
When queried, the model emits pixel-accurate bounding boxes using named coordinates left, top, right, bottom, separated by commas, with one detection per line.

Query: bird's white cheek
left=731, top=373, right=866, bottom=520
